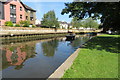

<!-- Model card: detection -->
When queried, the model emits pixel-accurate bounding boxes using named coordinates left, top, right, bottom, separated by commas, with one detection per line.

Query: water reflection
left=42, top=39, right=59, bottom=57
left=1, top=35, right=91, bottom=78
left=1, top=45, right=36, bottom=70
left=66, top=36, right=90, bottom=48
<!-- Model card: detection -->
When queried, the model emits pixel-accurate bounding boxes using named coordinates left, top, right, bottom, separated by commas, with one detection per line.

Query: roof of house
left=0, top=0, right=36, bottom=12
left=20, top=2, right=36, bottom=12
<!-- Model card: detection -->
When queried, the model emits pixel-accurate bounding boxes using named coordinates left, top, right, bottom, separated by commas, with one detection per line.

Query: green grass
left=62, top=34, right=119, bottom=78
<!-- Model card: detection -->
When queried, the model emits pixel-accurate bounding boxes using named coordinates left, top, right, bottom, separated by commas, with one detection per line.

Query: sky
left=23, top=1, right=73, bottom=23
left=22, top=0, right=102, bottom=24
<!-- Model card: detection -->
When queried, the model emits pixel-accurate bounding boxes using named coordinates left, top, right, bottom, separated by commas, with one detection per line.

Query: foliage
left=71, top=17, right=99, bottom=29
left=71, top=17, right=82, bottom=29
left=82, top=18, right=99, bottom=28
left=32, top=25, right=36, bottom=28
left=23, top=24, right=29, bottom=27
left=15, top=24, right=20, bottom=27
left=61, top=2, right=120, bottom=32
left=19, top=20, right=25, bottom=26
left=5, top=21, right=13, bottom=27
left=19, top=20, right=30, bottom=27
left=41, top=10, right=59, bottom=28
left=62, top=34, right=119, bottom=78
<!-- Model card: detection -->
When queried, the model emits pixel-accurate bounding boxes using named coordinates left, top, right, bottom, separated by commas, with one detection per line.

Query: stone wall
left=0, top=26, right=101, bottom=35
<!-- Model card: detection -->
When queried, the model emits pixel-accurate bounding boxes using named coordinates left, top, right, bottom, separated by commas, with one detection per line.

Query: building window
left=26, top=10, right=30, bottom=13
left=10, top=14, right=16, bottom=18
left=10, top=4, right=16, bottom=9
left=30, top=17, right=33, bottom=21
left=13, top=21, right=16, bottom=23
left=20, top=7, right=22, bottom=11
left=25, top=10, right=27, bottom=12
left=20, top=15, right=22, bottom=19
left=26, top=16, right=28, bottom=20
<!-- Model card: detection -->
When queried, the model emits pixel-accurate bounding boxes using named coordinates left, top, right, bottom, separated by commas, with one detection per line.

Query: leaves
left=71, top=17, right=99, bottom=29
left=71, top=17, right=82, bottom=28
left=41, top=10, right=59, bottom=28
left=61, top=2, right=120, bottom=31
left=82, top=17, right=99, bottom=28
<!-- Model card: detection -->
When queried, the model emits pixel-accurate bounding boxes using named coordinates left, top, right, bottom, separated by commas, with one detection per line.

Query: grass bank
left=62, top=34, right=119, bottom=78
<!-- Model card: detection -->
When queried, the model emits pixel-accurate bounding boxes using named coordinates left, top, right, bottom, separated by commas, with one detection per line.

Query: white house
left=35, top=19, right=41, bottom=25
left=59, top=21, right=72, bottom=29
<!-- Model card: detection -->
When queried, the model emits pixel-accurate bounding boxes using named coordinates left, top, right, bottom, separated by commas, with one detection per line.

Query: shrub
left=23, top=24, right=29, bottom=27
left=15, top=24, right=20, bottom=27
left=19, top=20, right=30, bottom=27
left=5, top=21, right=13, bottom=27
left=19, top=20, right=24, bottom=26
left=32, top=25, right=36, bottom=28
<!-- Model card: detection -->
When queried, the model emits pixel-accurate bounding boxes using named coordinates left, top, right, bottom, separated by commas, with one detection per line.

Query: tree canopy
left=82, top=18, right=99, bottom=29
left=71, top=17, right=82, bottom=29
left=41, top=10, right=59, bottom=28
left=71, top=17, right=99, bottom=29
left=61, top=2, right=120, bottom=32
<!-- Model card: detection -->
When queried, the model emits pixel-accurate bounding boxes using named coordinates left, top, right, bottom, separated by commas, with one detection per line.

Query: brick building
left=0, top=0, right=36, bottom=26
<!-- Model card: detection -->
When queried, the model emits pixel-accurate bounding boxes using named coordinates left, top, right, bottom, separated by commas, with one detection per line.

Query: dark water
left=1, top=35, right=91, bottom=78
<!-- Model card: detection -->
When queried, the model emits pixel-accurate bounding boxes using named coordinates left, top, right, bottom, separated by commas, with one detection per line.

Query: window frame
left=20, top=15, right=22, bottom=19
left=20, top=7, right=22, bottom=11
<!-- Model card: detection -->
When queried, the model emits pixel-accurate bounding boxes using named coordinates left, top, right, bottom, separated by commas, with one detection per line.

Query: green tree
left=82, top=18, right=99, bottom=29
left=41, top=10, right=59, bottom=29
left=61, top=2, right=120, bottom=32
left=71, top=17, right=82, bottom=29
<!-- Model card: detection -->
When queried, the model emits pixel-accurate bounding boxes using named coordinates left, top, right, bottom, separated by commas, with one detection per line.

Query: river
left=1, top=35, right=91, bottom=78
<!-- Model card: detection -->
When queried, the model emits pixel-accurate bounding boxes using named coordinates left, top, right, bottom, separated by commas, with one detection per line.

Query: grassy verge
left=62, top=34, right=119, bottom=78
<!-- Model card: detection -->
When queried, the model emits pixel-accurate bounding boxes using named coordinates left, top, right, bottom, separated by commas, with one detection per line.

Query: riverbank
left=0, top=26, right=101, bottom=35
left=0, top=26, right=101, bottom=44
left=62, top=34, right=119, bottom=78
left=1, top=33, right=68, bottom=44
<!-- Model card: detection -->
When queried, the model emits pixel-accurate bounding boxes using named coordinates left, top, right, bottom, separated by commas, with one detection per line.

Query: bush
left=19, top=20, right=30, bottom=27
left=23, top=24, right=29, bottom=27
left=32, top=25, right=36, bottom=27
left=5, top=21, right=13, bottom=27
left=15, top=24, right=20, bottom=27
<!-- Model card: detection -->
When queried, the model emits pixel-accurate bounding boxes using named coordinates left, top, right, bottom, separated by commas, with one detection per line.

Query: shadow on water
left=83, top=36, right=120, bottom=53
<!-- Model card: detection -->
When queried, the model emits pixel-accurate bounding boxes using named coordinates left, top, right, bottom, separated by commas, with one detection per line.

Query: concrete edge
left=47, top=48, right=81, bottom=79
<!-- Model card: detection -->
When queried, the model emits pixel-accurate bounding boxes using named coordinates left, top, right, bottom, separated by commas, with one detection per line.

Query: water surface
left=1, top=35, right=91, bottom=78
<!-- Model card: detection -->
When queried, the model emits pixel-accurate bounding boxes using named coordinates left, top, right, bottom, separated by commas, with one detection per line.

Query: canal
left=1, top=35, right=91, bottom=78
